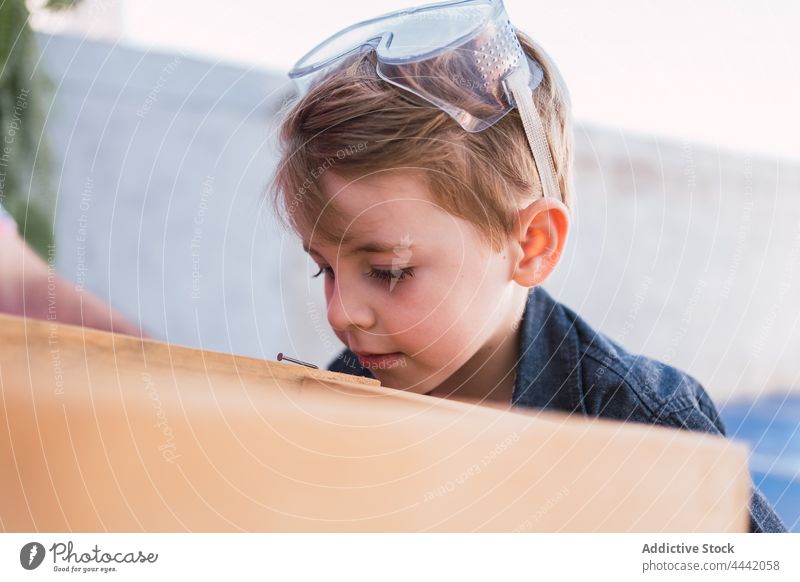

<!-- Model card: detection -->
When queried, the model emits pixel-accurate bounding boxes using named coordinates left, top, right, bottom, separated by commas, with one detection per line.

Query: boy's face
left=300, top=169, right=521, bottom=395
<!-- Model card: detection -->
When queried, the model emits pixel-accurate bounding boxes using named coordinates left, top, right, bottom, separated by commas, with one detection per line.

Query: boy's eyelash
left=367, top=267, right=415, bottom=284
left=312, top=266, right=335, bottom=279
left=311, top=266, right=415, bottom=286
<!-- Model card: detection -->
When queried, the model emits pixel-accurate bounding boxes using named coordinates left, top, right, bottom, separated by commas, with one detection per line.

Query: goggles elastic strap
left=506, top=66, right=560, bottom=201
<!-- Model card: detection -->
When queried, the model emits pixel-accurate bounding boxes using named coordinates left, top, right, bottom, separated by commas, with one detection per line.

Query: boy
left=270, top=0, right=786, bottom=532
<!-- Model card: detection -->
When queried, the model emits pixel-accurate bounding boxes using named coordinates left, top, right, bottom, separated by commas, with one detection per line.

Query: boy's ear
left=511, top=197, right=570, bottom=287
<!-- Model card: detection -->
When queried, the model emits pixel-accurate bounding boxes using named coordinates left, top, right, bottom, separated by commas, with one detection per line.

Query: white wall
left=553, top=127, right=800, bottom=402
left=41, top=32, right=331, bottom=368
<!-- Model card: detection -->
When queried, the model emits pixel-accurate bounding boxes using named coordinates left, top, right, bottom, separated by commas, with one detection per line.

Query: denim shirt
left=327, top=285, right=787, bottom=533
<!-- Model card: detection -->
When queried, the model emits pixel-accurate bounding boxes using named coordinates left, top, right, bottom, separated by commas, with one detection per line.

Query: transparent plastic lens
left=287, top=0, right=560, bottom=200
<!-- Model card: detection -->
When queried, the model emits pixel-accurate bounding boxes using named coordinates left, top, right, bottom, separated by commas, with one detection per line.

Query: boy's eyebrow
left=303, top=241, right=410, bottom=256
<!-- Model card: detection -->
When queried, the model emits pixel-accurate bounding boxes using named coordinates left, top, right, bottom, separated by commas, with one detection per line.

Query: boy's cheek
left=323, top=276, right=334, bottom=300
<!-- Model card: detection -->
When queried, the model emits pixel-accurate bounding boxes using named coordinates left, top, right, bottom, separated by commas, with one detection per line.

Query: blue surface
left=720, top=392, right=800, bottom=532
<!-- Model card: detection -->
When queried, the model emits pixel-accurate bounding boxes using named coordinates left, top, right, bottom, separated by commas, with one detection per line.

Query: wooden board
left=0, top=314, right=750, bottom=532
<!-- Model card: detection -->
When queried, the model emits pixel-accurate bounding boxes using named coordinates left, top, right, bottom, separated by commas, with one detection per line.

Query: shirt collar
left=511, top=286, right=586, bottom=413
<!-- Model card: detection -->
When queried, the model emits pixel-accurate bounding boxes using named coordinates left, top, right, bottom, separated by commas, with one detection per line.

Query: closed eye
left=312, top=266, right=335, bottom=280
left=367, top=267, right=414, bottom=286
left=312, top=266, right=415, bottom=287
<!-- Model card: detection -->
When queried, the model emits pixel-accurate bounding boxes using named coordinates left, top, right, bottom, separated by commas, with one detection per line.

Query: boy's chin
left=376, top=371, right=443, bottom=397
left=363, top=364, right=433, bottom=395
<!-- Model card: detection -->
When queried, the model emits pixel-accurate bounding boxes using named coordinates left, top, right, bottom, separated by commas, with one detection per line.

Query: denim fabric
left=327, top=285, right=787, bottom=533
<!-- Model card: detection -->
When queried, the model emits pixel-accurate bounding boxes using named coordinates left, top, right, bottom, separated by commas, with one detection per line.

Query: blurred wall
left=553, top=127, right=800, bottom=402
left=40, top=32, right=316, bottom=364
left=40, top=33, right=800, bottom=401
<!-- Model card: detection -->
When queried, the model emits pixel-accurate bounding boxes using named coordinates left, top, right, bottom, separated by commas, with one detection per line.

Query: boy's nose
left=327, top=280, right=375, bottom=332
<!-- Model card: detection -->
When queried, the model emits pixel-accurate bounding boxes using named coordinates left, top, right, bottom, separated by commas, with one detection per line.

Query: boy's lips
left=352, top=350, right=392, bottom=357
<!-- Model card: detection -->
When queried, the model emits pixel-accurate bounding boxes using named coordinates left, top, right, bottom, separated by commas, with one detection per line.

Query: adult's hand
left=0, top=228, right=146, bottom=337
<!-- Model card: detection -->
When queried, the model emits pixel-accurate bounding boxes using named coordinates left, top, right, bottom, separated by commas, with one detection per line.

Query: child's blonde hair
left=270, top=29, right=573, bottom=253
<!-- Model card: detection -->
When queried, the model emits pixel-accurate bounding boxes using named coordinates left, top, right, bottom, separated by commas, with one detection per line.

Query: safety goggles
left=288, top=0, right=560, bottom=201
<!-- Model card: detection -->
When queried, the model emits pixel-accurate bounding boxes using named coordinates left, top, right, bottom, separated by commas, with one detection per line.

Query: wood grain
left=0, top=314, right=750, bottom=532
